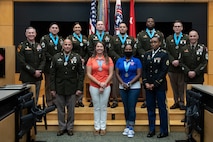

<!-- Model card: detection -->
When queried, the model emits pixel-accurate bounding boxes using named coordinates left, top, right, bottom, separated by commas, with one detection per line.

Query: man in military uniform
left=136, top=17, right=165, bottom=108
left=108, top=22, right=136, bottom=108
left=87, top=20, right=113, bottom=107
left=179, top=30, right=208, bottom=84
left=17, top=26, right=45, bottom=104
left=67, top=22, right=89, bottom=107
left=142, top=36, right=169, bottom=138
left=166, top=20, right=189, bottom=110
left=50, top=39, right=84, bottom=136
left=88, top=20, right=113, bottom=57
left=40, top=22, right=63, bottom=107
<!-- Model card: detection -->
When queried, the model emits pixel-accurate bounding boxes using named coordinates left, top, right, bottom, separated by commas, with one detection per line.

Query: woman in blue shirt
left=115, top=44, right=142, bottom=138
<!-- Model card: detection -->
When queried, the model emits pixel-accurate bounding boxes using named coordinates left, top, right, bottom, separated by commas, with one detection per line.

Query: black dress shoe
left=179, top=105, right=186, bottom=110
left=75, top=102, right=79, bottom=107
left=78, top=102, right=84, bottom=107
left=67, top=130, right=73, bottom=136
left=111, top=102, right=118, bottom=108
left=107, top=102, right=110, bottom=107
left=181, top=117, right=186, bottom=122
left=157, top=133, right=168, bottom=138
left=147, top=131, right=155, bottom=137
left=57, top=130, right=66, bottom=136
left=170, top=103, right=179, bottom=109
left=141, top=102, right=147, bottom=108
left=89, top=102, right=93, bottom=107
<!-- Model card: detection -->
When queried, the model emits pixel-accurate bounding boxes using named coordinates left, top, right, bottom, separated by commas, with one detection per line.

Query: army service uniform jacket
left=136, top=30, right=165, bottom=61
left=50, top=52, right=85, bottom=95
left=166, top=33, right=189, bottom=73
left=17, top=40, right=45, bottom=83
left=142, top=48, right=169, bottom=91
left=87, top=32, right=113, bottom=56
left=179, top=44, right=208, bottom=84
left=40, top=34, right=63, bottom=74
left=108, top=34, right=136, bottom=63
left=66, top=34, right=89, bottom=64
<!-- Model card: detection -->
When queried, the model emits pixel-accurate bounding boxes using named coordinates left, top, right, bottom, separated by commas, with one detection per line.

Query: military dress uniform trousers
left=55, top=94, right=76, bottom=131
left=146, top=89, right=168, bottom=134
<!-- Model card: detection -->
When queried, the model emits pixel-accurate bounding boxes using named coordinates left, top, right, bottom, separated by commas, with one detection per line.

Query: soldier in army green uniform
left=40, top=22, right=63, bottom=107
left=50, top=39, right=85, bottom=136
left=17, top=26, right=45, bottom=104
left=66, top=22, right=88, bottom=107
left=88, top=21, right=113, bottom=57
left=108, top=22, right=136, bottom=108
left=179, top=30, right=208, bottom=84
left=87, top=20, right=113, bottom=107
left=136, top=17, right=165, bottom=108
left=166, top=20, right=189, bottom=110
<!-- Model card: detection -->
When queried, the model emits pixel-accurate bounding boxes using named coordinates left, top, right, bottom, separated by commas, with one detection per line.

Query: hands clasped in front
left=145, top=83, right=154, bottom=90
left=99, top=82, right=106, bottom=94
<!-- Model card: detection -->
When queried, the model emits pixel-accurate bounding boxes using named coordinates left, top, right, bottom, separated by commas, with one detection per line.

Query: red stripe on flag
left=129, top=0, right=136, bottom=38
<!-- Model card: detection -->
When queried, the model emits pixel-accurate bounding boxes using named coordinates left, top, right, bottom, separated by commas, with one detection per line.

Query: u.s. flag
left=114, top=0, right=123, bottom=35
left=89, top=0, right=97, bottom=35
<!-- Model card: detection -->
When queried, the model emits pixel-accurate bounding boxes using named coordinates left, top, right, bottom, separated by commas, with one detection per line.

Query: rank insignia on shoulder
left=160, top=49, right=167, bottom=53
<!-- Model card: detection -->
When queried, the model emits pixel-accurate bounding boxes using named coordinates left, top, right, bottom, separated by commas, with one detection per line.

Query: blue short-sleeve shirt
left=115, top=56, right=142, bottom=83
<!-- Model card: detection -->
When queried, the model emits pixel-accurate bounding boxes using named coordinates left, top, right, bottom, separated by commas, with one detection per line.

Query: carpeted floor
left=36, top=131, right=188, bottom=142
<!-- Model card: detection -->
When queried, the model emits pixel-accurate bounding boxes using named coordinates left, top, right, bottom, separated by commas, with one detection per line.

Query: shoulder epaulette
left=160, top=49, right=167, bottom=53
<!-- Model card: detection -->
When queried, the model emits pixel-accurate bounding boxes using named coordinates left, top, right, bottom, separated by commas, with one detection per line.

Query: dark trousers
left=146, top=89, right=168, bottom=133
left=120, top=89, right=140, bottom=127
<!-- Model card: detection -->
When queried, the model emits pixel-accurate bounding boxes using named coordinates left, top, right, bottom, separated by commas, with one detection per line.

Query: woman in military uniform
left=142, top=36, right=169, bottom=138
left=66, top=22, right=88, bottom=107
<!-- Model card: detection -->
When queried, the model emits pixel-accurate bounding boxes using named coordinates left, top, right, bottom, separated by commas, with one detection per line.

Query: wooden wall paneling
left=207, top=74, right=213, bottom=86
left=0, top=113, right=15, bottom=142
left=0, top=0, right=13, bottom=46
left=207, top=50, right=213, bottom=75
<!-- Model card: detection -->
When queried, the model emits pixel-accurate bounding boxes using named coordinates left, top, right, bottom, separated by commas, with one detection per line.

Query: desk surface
left=191, top=84, right=213, bottom=97
left=0, top=85, right=29, bottom=101
left=0, top=90, right=22, bottom=101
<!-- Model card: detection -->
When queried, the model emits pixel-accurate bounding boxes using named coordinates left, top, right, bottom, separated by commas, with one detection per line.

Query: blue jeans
left=146, top=89, right=168, bottom=133
left=120, top=89, right=140, bottom=127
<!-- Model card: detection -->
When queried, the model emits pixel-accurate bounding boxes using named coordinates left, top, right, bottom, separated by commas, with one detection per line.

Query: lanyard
left=49, top=33, right=59, bottom=46
left=73, top=33, right=83, bottom=43
left=124, top=60, right=131, bottom=72
left=97, top=59, right=103, bottom=71
left=146, top=28, right=156, bottom=38
left=174, top=32, right=182, bottom=46
left=64, top=54, right=70, bottom=62
left=96, top=31, right=104, bottom=42
left=118, top=34, right=128, bottom=45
